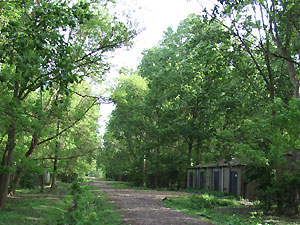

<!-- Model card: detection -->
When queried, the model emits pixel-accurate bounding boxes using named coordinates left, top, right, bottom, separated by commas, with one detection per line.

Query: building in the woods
left=187, top=158, right=258, bottom=199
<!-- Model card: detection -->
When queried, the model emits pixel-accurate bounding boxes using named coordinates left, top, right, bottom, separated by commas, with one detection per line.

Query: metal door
left=213, top=171, right=219, bottom=191
left=199, top=172, right=205, bottom=189
left=230, top=171, right=238, bottom=195
left=189, top=172, right=193, bottom=188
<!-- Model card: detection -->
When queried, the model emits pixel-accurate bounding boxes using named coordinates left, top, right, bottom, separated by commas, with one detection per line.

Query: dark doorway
left=199, top=172, right=205, bottom=189
left=188, top=172, right=193, bottom=188
left=230, top=171, right=238, bottom=195
left=213, top=171, right=219, bottom=191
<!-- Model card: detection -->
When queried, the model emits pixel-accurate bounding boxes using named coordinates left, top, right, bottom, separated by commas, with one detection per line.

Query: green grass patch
left=169, top=194, right=237, bottom=209
left=0, top=182, right=72, bottom=225
left=109, top=181, right=153, bottom=190
left=163, top=195, right=300, bottom=225
left=185, top=188, right=235, bottom=197
left=109, top=181, right=239, bottom=196
left=0, top=181, right=122, bottom=225
left=63, top=184, right=122, bottom=225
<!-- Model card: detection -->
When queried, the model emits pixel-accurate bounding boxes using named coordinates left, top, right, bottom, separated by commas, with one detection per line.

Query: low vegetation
left=1, top=0, right=300, bottom=220
left=0, top=181, right=122, bottom=225
left=0, top=182, right=71, bottom=225
left=107, top=180, right=299, bottom=225
left=163, top=194, right=300, bottom=225
left=65, top=181, right=122, bottom=225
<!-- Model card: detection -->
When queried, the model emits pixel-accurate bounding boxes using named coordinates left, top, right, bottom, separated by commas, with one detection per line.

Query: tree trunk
left=50, top=125, right=60, bottom=191
left=143, top=155, right=146, bottom=187
left=0, top=122, right=16, bottom=209
left=50, top=148, right=58, bottom=191
left=0, top=173, right=10, bottom=208
left=195, top=140, right=202, bottom=165
left=50, top=119, right=60, bottom=191
left=8, top=167, right=23, bottom=196
left=8, top=134, right=39, bottom=196
left=184, top=141, right=193, bottom=188
left=289, top=150, right=299, bottom=215
left=153, top=146, right=160, bottom=189
left=187, top=141, right=193, bottom=168
left=40, top=174, right=45, bottom=193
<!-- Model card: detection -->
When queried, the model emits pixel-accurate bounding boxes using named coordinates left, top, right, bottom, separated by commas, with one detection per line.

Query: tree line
left=100, top=0, right=300, bottom=215
left=0, top=0, right=135, bottom=209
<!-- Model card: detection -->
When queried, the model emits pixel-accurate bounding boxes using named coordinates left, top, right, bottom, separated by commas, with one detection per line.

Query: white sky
left=98, top=0, right=216, bottom=135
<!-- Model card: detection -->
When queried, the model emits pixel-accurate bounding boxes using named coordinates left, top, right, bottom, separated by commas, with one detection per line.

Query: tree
left=138, top=15, right=254, bottom=186
left=205, top=0, right=299, bottom=214
left=108, top=71, right=149, bottom=185
left=0, top=0, right=134, bottom=208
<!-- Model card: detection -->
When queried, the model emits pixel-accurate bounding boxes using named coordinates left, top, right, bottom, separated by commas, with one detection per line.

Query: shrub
left=166, top=194, right=237, bottom=211
left=19, top=172, right=39, bottom=189
left=62, top=185, right=121, bottom=225
left=189, top=194, right=237, bottom=209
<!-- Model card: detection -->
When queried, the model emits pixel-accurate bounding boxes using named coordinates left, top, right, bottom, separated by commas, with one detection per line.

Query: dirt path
left=90, top=179, right=214, bottom=225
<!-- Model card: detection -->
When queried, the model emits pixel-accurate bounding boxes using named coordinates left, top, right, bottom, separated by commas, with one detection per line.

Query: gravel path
left=90, top=179, right=214, bottom=225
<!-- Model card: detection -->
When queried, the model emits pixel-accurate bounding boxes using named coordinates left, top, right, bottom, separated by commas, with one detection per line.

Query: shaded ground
left=90, top=179, right=213, bottom=225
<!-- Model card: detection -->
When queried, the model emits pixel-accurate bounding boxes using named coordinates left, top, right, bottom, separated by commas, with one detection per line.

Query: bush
left=71, top=181, right=81, bottom=195
left=166, top=194, right=237, bottom=211
left=19, top=172, right=39, bottom=189
left=189, top=194, right=237, bottom=209
left=62, top=185, right=121, bottom=225
left=258, top=173, right=300, bottom=215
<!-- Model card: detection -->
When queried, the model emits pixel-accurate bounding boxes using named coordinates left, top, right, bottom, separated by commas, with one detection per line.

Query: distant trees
left=102, top=14, right=250, bottom=189
left=101, top=0, right=300, bottom=215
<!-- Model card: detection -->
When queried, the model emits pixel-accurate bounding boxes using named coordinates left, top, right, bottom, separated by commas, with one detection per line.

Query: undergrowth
left=62, top=183, right=122, bottom=225
left=168, top=194, right=237, bottom=209
left=0, top=182, right=72, bottom=225
left=0, top=180, right=122, bottom=225
left=163, top=195, right=300, bottom=225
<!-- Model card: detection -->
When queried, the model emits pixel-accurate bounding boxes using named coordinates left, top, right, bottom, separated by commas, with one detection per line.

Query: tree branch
left=35, top=148, right=100, bottom=161
left=37, top=99, right=98, bottom=146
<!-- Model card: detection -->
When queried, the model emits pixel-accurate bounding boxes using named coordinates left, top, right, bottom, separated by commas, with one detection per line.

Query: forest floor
left=90, top=179, right=213, bottom=225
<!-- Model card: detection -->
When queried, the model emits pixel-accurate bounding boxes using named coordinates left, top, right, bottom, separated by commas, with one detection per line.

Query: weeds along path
left=90, top=179, right=213, bottom=225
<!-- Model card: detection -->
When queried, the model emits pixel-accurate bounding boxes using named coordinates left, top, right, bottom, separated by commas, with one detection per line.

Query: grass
left=184, top=187, right=235, bottom=197
left=64, top=184, right=122, bottom=225
left=0, top=182, right=72, bottom=225
left=163, top=195, right=300, bottom=225
left=0, top=181, right=122, bottom=225
left=163, top=195, right=256, bottom=225
left=108, top=181, right=180, bottom=191
left=108, top=181, right=151, bottom=190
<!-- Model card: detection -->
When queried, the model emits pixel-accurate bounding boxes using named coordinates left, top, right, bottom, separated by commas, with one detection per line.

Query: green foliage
left=164, top=194, right=298, bottom=225
left=185, top=188, right=234, bottom=197
left=100, top=0, right=300, bottom=217
left=19, top=173, right=39, bottom=189
left=0, top=165, right=14, bottom=174
left=0, top=0, right=135, bottom=209
left=64, top=185, right=122, bottom=225
left=166, top=194, right=237, bottom=210
left=71, top=180, right=81, bottom=195
left=234, top=98, right=300, bottom=214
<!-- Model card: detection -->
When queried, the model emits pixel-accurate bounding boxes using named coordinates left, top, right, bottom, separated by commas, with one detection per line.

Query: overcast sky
left=98, top=0, right=216, bottom=135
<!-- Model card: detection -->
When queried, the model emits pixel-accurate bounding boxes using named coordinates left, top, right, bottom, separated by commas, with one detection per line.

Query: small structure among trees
left=187, top=158, right=258, bottom=199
